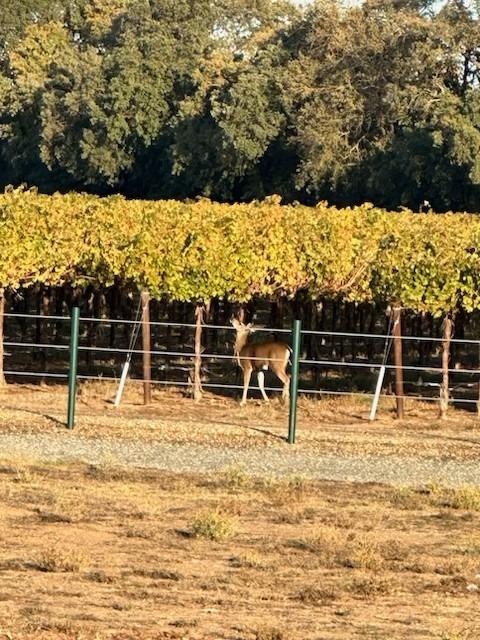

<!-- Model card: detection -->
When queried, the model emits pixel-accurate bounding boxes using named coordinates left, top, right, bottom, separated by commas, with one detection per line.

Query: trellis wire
left=5, top=311, right=480, bottom=344
left=4, top=370, right=68, bottom=379
left=4, top=338, right=478, bottom=377
left=4, top=313, right=70, bottom=322
left=3, top=312, right=480, bottom=413
left=5, top=368, right=474, bottom=406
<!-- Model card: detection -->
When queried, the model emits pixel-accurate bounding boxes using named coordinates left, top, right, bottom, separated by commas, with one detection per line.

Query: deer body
left=231, top=319, right=291, bottom=406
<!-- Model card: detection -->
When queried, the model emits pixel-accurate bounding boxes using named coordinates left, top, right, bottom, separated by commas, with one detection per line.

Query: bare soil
left=0, top=382, right=480, bottom=639
left=1, top=461, right=480, bottom=640
left=0, top=381, right=479, bottom=461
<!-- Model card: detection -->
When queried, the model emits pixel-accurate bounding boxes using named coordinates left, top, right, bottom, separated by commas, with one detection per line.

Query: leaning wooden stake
left=393, top=306, right=404, bottom=419
left=477, top=342, right=480, bottom=419
left=0, top=287, right=5, bottom=387
left=141, top=291, right=152, bottom=405
left=194, top=304, right=205, bottom=402
left=440, top=314, right=452, bottom=419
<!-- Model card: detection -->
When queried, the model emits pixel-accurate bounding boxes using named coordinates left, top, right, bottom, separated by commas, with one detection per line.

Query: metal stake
left=288, top=319, right=302, bottom=444
left=67, top=306, right=80, bottom=429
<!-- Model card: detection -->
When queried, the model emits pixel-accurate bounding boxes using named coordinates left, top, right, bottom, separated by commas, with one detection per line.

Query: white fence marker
left=369, top=364, right=386, bottom=421
left=114, top=360, right=130, bottom=408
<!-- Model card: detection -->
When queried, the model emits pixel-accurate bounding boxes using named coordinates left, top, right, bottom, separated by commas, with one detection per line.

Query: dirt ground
left=1, top=461, right=480, bottom=640
left=1, top=382, right=480, bottom=640
left=0, top=381, right=479, bottom=461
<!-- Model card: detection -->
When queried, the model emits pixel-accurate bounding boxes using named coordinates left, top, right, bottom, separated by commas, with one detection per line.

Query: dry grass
left=0, top=383, right=479, bottom=639
left=34, top=546, right=88, bottom=573
left=448, top=485, right=480, bottom=511
left=254, top=627, right=291, bottom=640
left=0, top=460, right=479, bottom=639
left=389, top=483, right=480, bottom=513
left=295, top=525, right=386, bottom=570
left=1, top=381, right=480, bottom=462
left=189, top=509, right=238, bottom=540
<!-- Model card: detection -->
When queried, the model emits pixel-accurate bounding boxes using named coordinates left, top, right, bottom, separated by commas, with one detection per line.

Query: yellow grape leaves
left=0, top=188, right=479, bottom=314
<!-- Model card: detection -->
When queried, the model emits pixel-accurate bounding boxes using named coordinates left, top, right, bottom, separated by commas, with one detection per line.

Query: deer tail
left=287, top=346, right=293, bottom=367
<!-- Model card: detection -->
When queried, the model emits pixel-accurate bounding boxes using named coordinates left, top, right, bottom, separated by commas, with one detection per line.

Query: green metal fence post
left=67, top=306, right=80, bottom=430
left=288, top=319, right=302, bottom=444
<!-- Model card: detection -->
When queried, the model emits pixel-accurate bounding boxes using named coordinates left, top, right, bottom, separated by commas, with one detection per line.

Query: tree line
left=1, top=0, right=480, bottom=211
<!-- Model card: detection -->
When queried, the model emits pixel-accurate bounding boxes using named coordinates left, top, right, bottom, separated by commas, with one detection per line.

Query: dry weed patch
left=348, top=575, right=391, bottom=598
left=34, top=546, right=88, bottom=573
left=389, top=482, right=480, bottom=514
left=85, top=569, right=115, bottom=583
left=458, top=534, right=480, bottom=556
left=130, top=567, right=182, bottom=581
left=274, top=505, right=316, bottom=524
left=254, top=626, right=290, bottom=640
left=169, top=617, right=199, bottom=628
left=262, top=475, right=310, bottom=506
left=448, top=485, right=480, bottom=511
left=389, top=485, right=426, bottom=510
left=189, top=509, right=238, bottom=540
left=296, top=584, right=337, bottom=605
left=439, top=630, right=479, bottom=640
left=1, top=458, right=480, bottom=639
left=230, top=551, right=272, bottom=570
left=222, top=464, right=253, bottom=490
left=340, top=534, right=385, bottom=570
left=124, top=527, right=155, bottom=539
left=295, top=525, right=385, bottom=570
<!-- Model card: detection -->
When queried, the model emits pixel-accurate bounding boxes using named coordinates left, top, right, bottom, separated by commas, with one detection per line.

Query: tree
left=1, top=0, right=480, bottom=210
left=0, top=0, right=68, bottom=66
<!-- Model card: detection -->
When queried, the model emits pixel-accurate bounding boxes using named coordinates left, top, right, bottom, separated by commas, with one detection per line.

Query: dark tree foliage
left=0, top=0, right=479, bottom=211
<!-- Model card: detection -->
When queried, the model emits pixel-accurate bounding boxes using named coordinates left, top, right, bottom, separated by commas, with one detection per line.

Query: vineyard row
left=0, top=189, right=479, bottom=315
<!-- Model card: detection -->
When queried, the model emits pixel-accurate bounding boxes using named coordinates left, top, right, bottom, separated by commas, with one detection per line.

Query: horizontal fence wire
left=4, top=313, right=70, bottom=322
left=5, top=313, right=292, bottom=333
left=4, top=370, right=68, bottom=379
left=6, top=337, right=478, bottom=377
left=4, top=369, right=476, bottom=406
left=79, top=318, right=292, bottom=333
left=4, top=341, right=70, bottom=351
left=299, top=328, right=480, bottom=345
left=3, top=312, right=480, bottom=409
left=298, top=358, right=480, bottom=376
left=4, top=311, right=480, bottom=344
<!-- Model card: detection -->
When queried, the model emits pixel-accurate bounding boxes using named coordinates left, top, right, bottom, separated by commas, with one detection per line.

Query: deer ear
left=247, top=322, right=255, bottom=332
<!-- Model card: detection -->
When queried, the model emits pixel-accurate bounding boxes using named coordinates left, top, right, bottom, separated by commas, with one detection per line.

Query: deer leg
left=240, top=366, right=252, bottom=406
left=274, top=369, right=290, bottom=404
left=257, top=370, right=269, bottom=402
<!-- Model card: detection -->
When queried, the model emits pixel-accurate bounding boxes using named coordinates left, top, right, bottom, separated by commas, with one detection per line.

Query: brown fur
left=231, top=318, right=290, bottom=406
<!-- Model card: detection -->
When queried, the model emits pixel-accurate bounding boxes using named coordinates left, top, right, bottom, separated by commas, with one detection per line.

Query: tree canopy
left=0, top=0, right=479, bottom=211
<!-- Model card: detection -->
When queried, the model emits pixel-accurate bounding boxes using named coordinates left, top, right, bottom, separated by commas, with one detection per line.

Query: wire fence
left=8, top=310, right=480, bottom=343
left=2, top=311, right=480, bottom=414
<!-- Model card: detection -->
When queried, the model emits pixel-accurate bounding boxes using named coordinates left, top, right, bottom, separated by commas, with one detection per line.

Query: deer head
left=231, top=318, right=255, bottom=354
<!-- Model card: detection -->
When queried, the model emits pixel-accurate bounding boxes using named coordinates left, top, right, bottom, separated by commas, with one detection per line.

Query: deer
left=231, top=318, right=291, bottom=406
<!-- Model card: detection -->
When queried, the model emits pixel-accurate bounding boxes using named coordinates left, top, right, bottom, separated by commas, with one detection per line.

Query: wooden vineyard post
left=440, top=314, right=452, bottom=419
left=478, top=341, right=480, bottom=419
left=194, top=304, right=205, bottom=402
left=393, top=306, right=404, bottom=419
left=141, top=291, right=152, bottom=406
left=0, top=287, right=5, bottom=387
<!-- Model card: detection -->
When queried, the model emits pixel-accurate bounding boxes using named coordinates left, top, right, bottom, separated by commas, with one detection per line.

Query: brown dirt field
left=1, top=382, right=480, bottom=639
left=0, top=381, right=479, bottom=460
left=1, top=461, right=480, bottom=640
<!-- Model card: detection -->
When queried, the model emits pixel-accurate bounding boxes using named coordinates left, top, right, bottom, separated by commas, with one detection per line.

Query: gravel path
left=1, top=432, right=480, bottom=487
